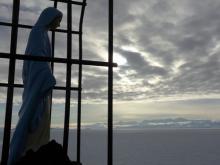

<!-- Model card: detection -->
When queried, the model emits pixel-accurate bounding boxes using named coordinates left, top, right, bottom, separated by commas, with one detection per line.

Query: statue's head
left=35, top=7, right=63, bottom=30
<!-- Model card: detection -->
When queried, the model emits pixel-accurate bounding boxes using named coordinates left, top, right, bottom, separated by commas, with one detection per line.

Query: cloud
left=112, top=0, right=220, bottom=101
left=117, top=49, right=167, bottom=77
left=1, top=0, right=220, bottom=103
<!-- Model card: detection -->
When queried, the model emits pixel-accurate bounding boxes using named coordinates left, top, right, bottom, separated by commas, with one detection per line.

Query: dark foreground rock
left=15, top=140, right=81, bottom=165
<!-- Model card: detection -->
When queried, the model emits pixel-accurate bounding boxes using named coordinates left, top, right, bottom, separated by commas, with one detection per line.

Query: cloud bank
left=0, top=0, right=220, bottom=104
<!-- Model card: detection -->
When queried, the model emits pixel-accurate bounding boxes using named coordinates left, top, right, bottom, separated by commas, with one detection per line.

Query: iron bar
left=49, top=0, right=58, bottom=132
left=0, top=83, right=80, bottom=91
left=0, top=22, right=80, bottom=35
left=1, top=0, right=20, bottom=164
left=51, top=1, right=58, bottom=73
left=63, top=0, right=72, bottom=154
left=0, top=53, right=117, bottom=67
left=108, top=0, right=114, bottom=165
left=50, top=0, right=87, bottom=6
left=76, top=0, right=86, bottom=162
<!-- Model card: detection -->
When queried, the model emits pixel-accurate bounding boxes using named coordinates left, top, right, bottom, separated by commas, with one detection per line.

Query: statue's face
left=49, top=16, right=62, bottom=30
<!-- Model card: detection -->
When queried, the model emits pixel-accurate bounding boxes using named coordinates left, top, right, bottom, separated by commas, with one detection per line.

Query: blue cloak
left=8, top=7, right=63, bottom=165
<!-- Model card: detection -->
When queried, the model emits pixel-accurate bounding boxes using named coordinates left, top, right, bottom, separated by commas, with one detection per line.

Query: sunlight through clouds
left=114, top=52, right=127, bottom=66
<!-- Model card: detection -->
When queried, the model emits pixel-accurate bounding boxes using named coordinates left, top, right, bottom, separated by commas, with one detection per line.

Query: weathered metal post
left=1, top=0, right=20, bottom=164
left=108, top=0, right=114, bottom=165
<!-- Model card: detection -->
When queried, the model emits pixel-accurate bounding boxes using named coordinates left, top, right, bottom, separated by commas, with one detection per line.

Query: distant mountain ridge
left=84, top=118, right=220, bottom=129
left=114, top=118, right=220, bottom=129
left=3, top=118, right=217, bottom=130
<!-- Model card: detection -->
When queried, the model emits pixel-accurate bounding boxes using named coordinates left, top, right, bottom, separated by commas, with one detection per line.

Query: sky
left=1, top=0, right=220, bottom=127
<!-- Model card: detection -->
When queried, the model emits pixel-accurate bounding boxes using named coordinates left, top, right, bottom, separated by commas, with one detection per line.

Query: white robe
left=8, top=7, right=63, bottom=165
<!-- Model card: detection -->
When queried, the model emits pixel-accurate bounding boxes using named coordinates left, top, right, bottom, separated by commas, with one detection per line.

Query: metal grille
left=0, top=0, right=115, bottom=164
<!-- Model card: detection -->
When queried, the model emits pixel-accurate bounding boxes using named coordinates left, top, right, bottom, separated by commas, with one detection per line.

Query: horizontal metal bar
left=50, top=0, right=87, bottom=6
left=0, top=22, right=81, bottom=34
left=0, top=83, right=80, bottom=91
left=0, top=53, right=118, bottom=67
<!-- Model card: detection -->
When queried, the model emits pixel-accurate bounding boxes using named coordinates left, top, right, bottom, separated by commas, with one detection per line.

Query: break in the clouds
left=1, top=0, right=220, bottom=104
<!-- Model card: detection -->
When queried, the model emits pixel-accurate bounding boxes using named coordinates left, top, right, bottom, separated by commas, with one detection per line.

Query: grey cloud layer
left=113, top=0, right=220, bottom=101
left=1, top=0, right=220, bottom=103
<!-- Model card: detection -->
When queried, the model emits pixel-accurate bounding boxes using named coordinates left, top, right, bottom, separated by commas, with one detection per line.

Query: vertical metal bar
left=51, top=0, right=58, bottom=72
left=108, top=0, right=114, bottom=165
left=63, top=0, right=72, bottom=154
left=49, top=0, right=58, bottom=132
left=1, top=0, right=20, bottom=164
left=77, top=0, right=86, bottom=163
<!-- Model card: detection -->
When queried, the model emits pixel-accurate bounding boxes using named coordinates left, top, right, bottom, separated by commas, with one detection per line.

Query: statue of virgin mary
left=8, top=7, right=63, bottom=165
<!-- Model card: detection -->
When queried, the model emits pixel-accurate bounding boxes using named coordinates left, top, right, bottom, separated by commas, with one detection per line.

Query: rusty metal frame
left=0, top=0, right=115, bottom=165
